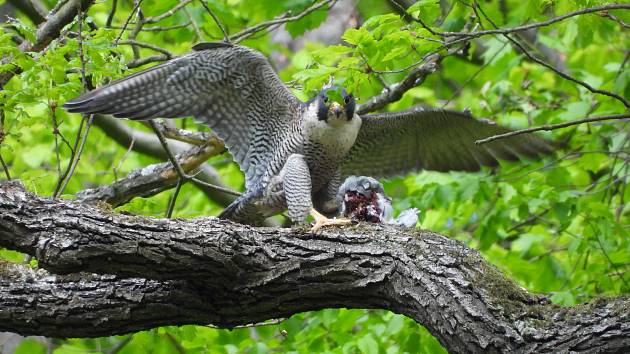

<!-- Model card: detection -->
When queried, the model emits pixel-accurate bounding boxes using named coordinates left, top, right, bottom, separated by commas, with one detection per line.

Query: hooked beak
left=330, top=102, right=343, bottom=118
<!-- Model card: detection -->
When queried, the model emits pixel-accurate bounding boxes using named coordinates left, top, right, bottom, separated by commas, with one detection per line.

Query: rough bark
left=0, top=180, right=628, bottom=353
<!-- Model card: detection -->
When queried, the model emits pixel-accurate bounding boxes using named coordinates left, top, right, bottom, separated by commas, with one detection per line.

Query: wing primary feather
left=344, top=106, right=552, bottom=179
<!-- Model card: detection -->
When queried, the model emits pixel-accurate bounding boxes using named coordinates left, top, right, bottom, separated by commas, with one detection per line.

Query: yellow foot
left=310, top=208, right=352, bottom=232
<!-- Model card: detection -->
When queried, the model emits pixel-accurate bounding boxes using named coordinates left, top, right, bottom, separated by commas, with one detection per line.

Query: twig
left=106, top=0, right=117, bottom=27
left=230, top=0, right=334, bottom=42
left=589, top=219, right=630, bottom=290
left=164, top=333, right=186, bottom=354
left=443, top=4, right=630, bottom=42
left=472, top=3, right=630, bottom=109
left=601, top=11, right=630, bottom=29
left=617, top=163, right=629, bottom=222
left=149, top=120, right=214, bottom=145
left=197, top=0, right=229, bottom=42
left=56, top=115, right=94, bottom=196
left=475, top=114, right=630, bottom=145
left=182, top=8, right=203, bottom=40
left=166, top=179, right=184, bottom=218
left=128, top=6, right=146, bottom=59
left=109, top=22, right=192, bottom=31
left=143, top=0, right=194, bottom=24
left=114, top=0, right=142, bottom=43
left=149, top=120, right=240, bottom=197
left=106, top=335, right=132, bottom=354
left=0, top=152, right=10, bottom=180
left=388, top=0, right=441, bottom=36
left=113, top=136, right=135, bottom=180
left=54, top=5, right=94, bottom=197
left=50, top=103, right=63, bottom=177
left=127, top=54, right=170, bottom=68
left=119, top=40, right=174, bottom=58
left=357, top=53, right=443, bottom=114
left=443, top=41, right=508, bottom=106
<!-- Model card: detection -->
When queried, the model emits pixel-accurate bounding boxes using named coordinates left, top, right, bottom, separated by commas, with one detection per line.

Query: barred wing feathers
left=342, top=106, right=551, bottom=178
left=64, top=43, right=302, bottom=189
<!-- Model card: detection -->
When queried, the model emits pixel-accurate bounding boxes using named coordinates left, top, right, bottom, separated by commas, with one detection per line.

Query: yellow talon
left=310, top=208, right=352, bottom=232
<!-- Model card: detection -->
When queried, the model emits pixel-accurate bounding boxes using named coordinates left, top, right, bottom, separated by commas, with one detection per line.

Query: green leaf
left=14, top=340, right=46, bottom=354
left=357, top=334, right=379, bottom=354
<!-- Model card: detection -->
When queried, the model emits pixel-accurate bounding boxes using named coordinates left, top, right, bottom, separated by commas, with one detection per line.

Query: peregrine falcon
left=64, top=42, right=551, bottom=229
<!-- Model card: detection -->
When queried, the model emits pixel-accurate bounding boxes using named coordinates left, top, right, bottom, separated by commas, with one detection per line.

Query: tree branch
left=75, top=143, right=224, bottom=207
left=441, top=4, right=630, bottom=42
left=357, top=53, right=442, bottom=115
left=0, top=180, right=628, bottom=353
left=475, top=113, right=630, bottom=145
left=229, top=0, right=335, bottom=42
left=90, top=114, right=236, bottom=207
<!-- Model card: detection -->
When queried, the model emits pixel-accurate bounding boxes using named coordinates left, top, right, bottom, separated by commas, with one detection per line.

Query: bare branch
left=148, top=120, right=215, bottom=146
left=114, top=0, right=141, bottom=43
left=148, top=120, right=240, bottom=197
left=55, top=4, right=94, bottom=197
left=143, top=0, right=193, bottom=24
left=197, top=0, right=229, bottom=42
left=109, top=22, right=192, bottom=32
left=475, top=114, right=630, bottom=145
left=76, top=143, right=227, bottom=207
left=91, top=114, right=236, bottom=207
left=357, top=53, right=442, bottom=114
left=118, top=39, right=174, bottom=58
left=0, top=153, right=10, bottom=180
left=443, top=4, right=630, bottom=42
left=105, top=0, right=117, bottom=27
left=473, top=2, right=630, bottom=109
left=230, top=0, right=335, bottom=42
left=126, top=54, right=170, bottom=68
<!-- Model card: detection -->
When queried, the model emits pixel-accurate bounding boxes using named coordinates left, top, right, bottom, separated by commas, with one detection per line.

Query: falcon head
left=312, top=87, right=356, bottom=124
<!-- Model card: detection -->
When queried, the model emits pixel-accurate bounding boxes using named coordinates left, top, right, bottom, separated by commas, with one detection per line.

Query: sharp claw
left=309, top=208, right=351, bottom=232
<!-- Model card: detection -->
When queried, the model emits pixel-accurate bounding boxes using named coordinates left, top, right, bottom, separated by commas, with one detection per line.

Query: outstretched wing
left=342, top=106, right=552, bottom=178
left=64, top=42, right=303, bottom=189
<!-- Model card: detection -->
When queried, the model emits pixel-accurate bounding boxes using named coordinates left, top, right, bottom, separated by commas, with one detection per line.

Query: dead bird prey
left=338, top=175, right=418, bottom=228
left=64, top=42, right=552, bottom=230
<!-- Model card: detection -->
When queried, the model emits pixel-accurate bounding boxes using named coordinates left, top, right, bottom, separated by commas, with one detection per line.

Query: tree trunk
left=0, top=180, right=628, bottom=353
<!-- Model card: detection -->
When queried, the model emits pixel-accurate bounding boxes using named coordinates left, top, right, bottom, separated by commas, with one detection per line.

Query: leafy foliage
left=1, top=0, right=628, bottom=352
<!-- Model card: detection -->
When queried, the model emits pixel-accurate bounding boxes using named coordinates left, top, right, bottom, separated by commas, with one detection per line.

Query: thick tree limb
left=0, top=181, right=628, bottom=353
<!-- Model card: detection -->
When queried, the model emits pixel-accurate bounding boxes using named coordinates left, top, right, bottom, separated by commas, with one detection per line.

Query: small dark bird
left=64, top=42, right=552, bottom=230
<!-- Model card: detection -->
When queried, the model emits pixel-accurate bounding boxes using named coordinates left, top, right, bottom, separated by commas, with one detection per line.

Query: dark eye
left=344, top=95, right=352, bottom=104
left=323, top=96, right=329, bottom=103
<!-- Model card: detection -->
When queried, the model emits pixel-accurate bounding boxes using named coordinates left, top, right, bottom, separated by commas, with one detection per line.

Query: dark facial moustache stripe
left=317, top=98, right=328, bottom=121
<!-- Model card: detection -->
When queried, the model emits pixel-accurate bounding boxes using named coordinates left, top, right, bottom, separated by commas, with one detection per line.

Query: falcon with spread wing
left=65, top=42, right=551, bottom=229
